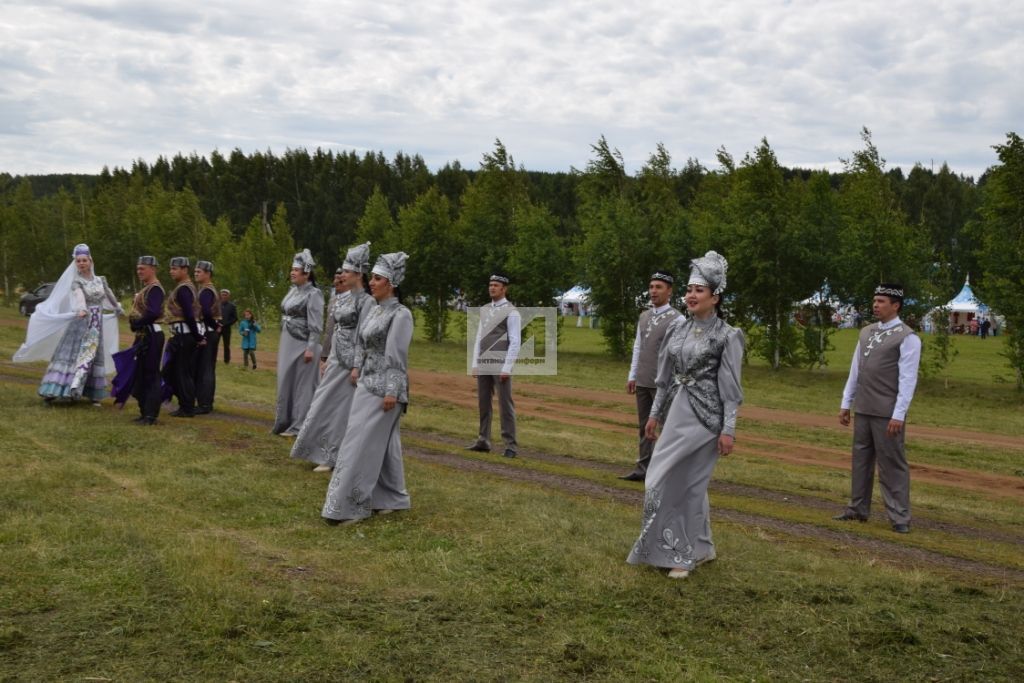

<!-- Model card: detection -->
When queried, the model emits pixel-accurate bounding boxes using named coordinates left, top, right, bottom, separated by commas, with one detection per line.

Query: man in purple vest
left=466, top=272, right=521, bottom=458
left=620, top=270, right=681, bottom=481
left=835, top=283, right=921, bottom=533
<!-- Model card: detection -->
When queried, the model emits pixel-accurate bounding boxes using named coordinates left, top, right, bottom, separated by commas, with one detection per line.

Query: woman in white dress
left=627, top=251, right=744, bottom=579
left=322, top=252, right=413, bottom=525
left=272, top=248, right=324, bottom=435
left=292, top=242, right=375, bottom=470
left=14, top=243, right=123, bottom=403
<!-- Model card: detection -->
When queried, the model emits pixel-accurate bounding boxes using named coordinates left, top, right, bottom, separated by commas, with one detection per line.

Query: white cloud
left=0, top=0, right=1019, bottom=178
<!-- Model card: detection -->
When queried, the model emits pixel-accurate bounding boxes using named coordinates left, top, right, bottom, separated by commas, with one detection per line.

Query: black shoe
left=135, top=417, right=156, bottom=426
left=832, top=512, right=868, bottom=522
left=503, top=449, right=517, bottom=458
left=892, top=523, right=910, bottom=534
left=132, top=416, right=147, bottom=423
left=195, top=407, right=211, bottom=415
left=465, top=442, right=490, bottom=453
left=619, top=471, right=645, bottom=482
left=170, top=409, right=194, bottom=418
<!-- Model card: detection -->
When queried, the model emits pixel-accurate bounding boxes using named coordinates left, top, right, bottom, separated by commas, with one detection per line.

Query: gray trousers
left=633, top=385, right=657, bottom=474
left=477, top=375, right=517, bottom=453
left=845, top=414, right=911, bottom=524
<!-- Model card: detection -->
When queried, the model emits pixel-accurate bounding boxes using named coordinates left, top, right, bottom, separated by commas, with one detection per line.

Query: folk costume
left=293, top=243, right=375, bottom=468
left=627, top=251, right=744, bottom=574
left=322, top=252, right=413, bottom=523
left=468, top=273, right=521, bottom=457
left=272, top=249, right=325, bottom=435
left=624, top=271, right=681, bottom=480
left=838, top=284, right=921, bottom=530
left=14, top=244, right=122, bottom=401
left=111, top=256, right=166, bottom=424
left=162, top=257, right=202, bottom=417
left=194, top=261, right=221, bottom=414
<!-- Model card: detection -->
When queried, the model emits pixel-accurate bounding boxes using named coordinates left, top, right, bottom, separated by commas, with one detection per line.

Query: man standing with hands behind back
left=835, top=283, right=921, bottom=533
left=467, top=272, right=521, bottom=458
left=219, top=289, right=238, bottom=364
left=620, top=270, right=680, bottom=482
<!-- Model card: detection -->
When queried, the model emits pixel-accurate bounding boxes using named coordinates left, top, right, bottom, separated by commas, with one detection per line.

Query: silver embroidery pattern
left=346, top=486, right=372, bottom=517
left=358, top=300, right=409, bottom=403
left=862, top=324, right=904, bottom=358
left=650, top=317, right=730, bottom=433
left=280, top=284, right=316, bottom=341
left=632, top=487, right=663, bottom=559
left=642, top=308, right=679, bottom=341
left=331, top=290, right=370, bottom=368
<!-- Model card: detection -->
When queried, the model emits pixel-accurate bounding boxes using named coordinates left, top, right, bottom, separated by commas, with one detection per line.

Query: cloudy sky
left=2, top=0, right=1020, bottom=178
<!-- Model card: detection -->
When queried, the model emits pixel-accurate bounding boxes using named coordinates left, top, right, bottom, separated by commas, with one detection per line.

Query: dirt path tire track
left=404, top=444, right=1024, bottom=584
left=404, top=428, right=1024, bottom=548
left=408, top=369, right=1024, bottom=500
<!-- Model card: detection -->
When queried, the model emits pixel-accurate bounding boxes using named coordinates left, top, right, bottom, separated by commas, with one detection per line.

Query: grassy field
left=1, top=306, right=1022, bottom=681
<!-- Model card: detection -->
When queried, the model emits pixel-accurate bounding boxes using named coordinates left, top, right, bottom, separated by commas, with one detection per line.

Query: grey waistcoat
left=854, top=322, right=915, bottom=418
left=635, top=307, right=681, bottom=387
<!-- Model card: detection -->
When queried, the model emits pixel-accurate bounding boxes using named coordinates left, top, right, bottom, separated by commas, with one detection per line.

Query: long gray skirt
left=626, top=392, right=719, bottom=570
left=291, top=355, right=357, bottom=466
left=272, top=332, right=321, bottom=435
left=321, top=388, right=410, bottom=521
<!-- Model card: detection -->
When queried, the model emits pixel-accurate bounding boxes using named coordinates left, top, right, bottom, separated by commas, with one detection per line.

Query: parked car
left=19, top=282, right=56, bottom=316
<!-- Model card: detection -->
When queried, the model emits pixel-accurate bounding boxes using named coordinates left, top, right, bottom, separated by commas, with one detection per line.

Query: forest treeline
left=1, top=129, right=1022, bottom=385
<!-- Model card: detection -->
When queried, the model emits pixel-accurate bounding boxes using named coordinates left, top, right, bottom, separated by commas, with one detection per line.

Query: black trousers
left=132, top=330, right=164, bottom=419
left=195, top=329, right=220, bottom=411
left=163, top=333, right=197, bottom=414
left=221, top=326, right=232, bottom=363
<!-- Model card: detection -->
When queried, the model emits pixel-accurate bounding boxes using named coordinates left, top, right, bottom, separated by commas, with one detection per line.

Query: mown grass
left=1, top=306, right=1023, bottom=681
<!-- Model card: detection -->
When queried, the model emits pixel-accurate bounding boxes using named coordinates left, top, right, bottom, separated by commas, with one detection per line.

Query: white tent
left=927, top=276, right=993, bottom=333
left=556, top=285, right=590, bottom=305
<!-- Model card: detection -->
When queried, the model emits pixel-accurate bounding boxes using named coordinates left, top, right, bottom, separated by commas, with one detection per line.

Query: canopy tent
left=555, top=285, right=590, bottom=305
left=926, top=276, right=994, bottom=334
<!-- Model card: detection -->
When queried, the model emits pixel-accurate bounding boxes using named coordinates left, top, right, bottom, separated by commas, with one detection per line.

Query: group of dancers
left=271, top=244, right=414, bottom=524
left=14, top=243, right=917, bottom=579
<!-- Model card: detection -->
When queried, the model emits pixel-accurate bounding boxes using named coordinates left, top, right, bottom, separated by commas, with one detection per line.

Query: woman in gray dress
left=272, top=249, right=325, bottom=436
left=322, top=251, right=413, bottom=525
left=292, top=242, right=375, bottom=470
left=627, top=251, right=743, bottom=579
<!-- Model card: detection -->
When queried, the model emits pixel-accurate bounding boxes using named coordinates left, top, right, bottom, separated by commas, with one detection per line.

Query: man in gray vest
left=467, top=272, right=521, bottom=458
left=835, top=283, right=921, bottom=533
left=620, top=270, right=681, bottom=481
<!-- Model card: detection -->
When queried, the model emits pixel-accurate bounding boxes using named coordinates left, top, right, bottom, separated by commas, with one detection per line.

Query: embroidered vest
left=199, top=283, right=222, bottom=322
left=635, top=306, right=681, bottom=387
left=166, top=281, right=200, bottom=323
left=855, top=322, right=915, bottom=418
left=130, top=282, right=165, bottom=323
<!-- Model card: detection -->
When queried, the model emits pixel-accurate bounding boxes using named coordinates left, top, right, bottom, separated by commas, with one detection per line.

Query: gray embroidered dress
left=291, top=288, right=374, bottom=466
left=272, top=282, right=325, bottom=435
left=627, top=314, right=744, bottom=570
left=39, top=275, right=121, bottom=400
left=322, top=296, right=413, bottom=521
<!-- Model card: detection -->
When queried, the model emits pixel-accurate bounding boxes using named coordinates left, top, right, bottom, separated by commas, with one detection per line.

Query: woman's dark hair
left=308, top=271, right=317, bottom=287
left=393, top=285, right=403, bottom=303
left=361, top=273, right=370, bottom=290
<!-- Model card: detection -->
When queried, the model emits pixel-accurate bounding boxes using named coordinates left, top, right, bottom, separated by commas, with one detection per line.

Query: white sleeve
left=627, top=325, right=642, bottom=382
left=502, top=310, right=521, bottom=375
left=471, top=314, right=483, bottom=368
left=840, top=343, right=860, bottom=410
left=892, top=334, right=922, bottom=421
